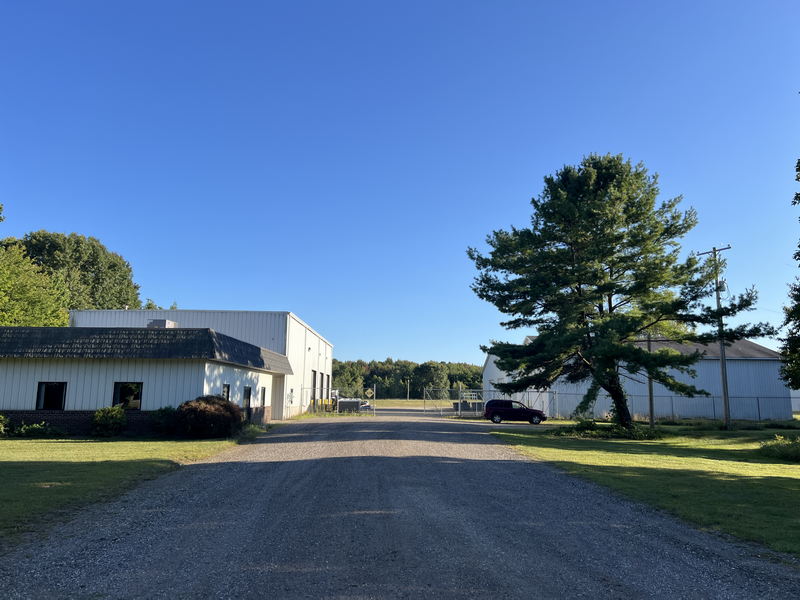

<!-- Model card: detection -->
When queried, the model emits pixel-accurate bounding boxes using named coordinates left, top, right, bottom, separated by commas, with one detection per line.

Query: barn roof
left=0, top=327, right=293, bottom=374
left=522, top=335, right=778, bottom=359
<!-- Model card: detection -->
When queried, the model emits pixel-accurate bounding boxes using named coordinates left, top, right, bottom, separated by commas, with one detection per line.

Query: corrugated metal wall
left=71, top=310, right=289, bottom=354
left=483, top=356, right=793, bottom=420
left=280, top=314, right=333, bottom=419
left=0, top=358, right=205, bottom=411
left=203, top=362, right=274, bottom=409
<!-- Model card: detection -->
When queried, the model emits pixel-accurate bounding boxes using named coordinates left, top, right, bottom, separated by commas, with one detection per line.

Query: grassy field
left=495, top=423, right=800, bottom=556
left=372, top=399, right=428, bottom=408
left=0, top=438, right=234, bottom=539
left=293, top=410, right=375, bottom=419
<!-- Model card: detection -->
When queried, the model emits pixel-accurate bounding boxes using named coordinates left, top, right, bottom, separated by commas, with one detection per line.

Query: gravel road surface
left=1, top=412, right=798, bottom=599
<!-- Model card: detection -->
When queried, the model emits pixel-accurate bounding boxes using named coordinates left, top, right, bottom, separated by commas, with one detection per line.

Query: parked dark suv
left=483, top=399, right=547, bottom=424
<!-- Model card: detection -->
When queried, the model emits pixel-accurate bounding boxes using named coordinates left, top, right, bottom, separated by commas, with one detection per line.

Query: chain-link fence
left=301, top=387, right=376, bottom=415
left=423, top=388, right=793, bottom=421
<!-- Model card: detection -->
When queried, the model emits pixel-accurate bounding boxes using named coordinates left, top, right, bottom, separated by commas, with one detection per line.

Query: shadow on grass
left=497, top=428, right=800, bottom=463
left=0, top=459, right=179, bottom=538
left=530, top=459, right=800, bottom=555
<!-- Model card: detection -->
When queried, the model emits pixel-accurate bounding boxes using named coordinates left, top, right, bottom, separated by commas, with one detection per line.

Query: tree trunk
left=606, top=375, right=633, bottom=428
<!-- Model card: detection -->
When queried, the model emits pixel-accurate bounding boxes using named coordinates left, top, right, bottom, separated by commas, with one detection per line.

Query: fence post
left=756, top=397, right=761, bottom=421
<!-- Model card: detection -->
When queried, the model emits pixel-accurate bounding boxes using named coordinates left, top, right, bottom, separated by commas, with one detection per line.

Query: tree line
left=0, top=203, right=173, bottom=325
left=333, top=358, right=482, bottom=399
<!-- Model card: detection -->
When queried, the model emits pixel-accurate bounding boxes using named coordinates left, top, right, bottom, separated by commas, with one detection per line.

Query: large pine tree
left=469, top=154, right=770, bottom=428
left=780, top=159, right=800, bottom=387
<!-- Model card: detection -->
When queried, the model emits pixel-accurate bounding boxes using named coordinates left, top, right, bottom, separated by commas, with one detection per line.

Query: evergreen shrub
left=174, top=395, right=243, bottom=439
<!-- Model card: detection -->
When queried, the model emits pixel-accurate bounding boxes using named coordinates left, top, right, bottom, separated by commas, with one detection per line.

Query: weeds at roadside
left=759, top=435, right=800, bottom=462
left=237, top=423, right=270, bottom=443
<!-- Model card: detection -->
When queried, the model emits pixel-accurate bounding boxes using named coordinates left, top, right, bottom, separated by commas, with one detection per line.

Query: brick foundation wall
left=3, top=406, right=271, bottom=436
left=3, top=410, right=158, bottom=436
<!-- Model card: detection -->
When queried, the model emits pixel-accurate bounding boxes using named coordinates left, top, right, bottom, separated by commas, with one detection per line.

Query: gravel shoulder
left=1, top=413, right=798, bottom=599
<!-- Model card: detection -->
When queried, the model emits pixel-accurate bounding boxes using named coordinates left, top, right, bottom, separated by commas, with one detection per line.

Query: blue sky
left=1, top=1, right=798, bottom=364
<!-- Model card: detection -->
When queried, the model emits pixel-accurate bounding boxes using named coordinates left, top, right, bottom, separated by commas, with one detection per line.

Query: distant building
left=482, top=337, right=792, bottom=421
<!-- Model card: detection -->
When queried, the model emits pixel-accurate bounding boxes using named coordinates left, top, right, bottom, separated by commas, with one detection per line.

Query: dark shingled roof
left=523, top=335, right=779, bottom=359
left=0, top=327, right=293, bottom=374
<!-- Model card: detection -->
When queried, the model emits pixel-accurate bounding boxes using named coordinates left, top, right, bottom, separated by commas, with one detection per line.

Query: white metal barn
left=482, top=337, right=793, bottom=421
left=70, top=310, right=333, bottom=419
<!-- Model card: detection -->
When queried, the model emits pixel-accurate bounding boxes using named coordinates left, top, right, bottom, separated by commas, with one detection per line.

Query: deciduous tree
left=3, top=231, right=141, bottom=309
left=0, top=244, right=69, bottom=326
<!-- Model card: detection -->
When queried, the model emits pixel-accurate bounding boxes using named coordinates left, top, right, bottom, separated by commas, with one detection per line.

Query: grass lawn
left=495, top=424, right=800, bottom=556
left=293, top=410, right=375, bottom=419
left=0, top=437, right=234, bottom=539
left=372, top=399, right=427, bottom=408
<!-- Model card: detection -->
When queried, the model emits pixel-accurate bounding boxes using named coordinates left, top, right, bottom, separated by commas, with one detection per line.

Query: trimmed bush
left=758, top=435, right=800, bottom=462
left=174, top=395, right=243, bottom=439
left=15, top=421, right=64, bottom=438
left=92, top=406, right=127, bottom=437
left=0, top=413, right=10, bottom=437
left=151, top=406, right=178, bottom=435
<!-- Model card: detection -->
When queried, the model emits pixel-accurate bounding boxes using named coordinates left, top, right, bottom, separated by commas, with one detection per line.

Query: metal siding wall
left=71, top=310, right=289, bottom=354
left=482, top=357, right=792, bottom=420
left=279, top=315, right=333, bottom=418
left=203, top=362, right=273, bottom=408
left=0, top=359, right=205, bottom=411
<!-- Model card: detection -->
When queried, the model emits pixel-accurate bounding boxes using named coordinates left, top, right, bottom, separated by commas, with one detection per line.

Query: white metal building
left=71, top=310, right=333, bottom=419
left=0, top=327, right=292, bottom=429
left=483, top=337, right=793, bottom=421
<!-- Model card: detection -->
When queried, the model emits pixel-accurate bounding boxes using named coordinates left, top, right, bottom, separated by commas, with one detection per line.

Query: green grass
left=0, top=437, right=234, bottom=539
left=495, top=424, right=800, bottom=556
left=372, top=399, right=427, bottom=408
left=293, top=410, right=375, bottom=419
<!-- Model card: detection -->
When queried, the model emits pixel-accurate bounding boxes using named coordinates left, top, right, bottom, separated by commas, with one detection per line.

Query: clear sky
left=1, top=1, right=798, bottom=364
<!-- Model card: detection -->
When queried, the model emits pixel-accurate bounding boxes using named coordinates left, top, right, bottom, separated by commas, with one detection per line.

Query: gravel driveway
left=1, top=412, right=798, bottom=599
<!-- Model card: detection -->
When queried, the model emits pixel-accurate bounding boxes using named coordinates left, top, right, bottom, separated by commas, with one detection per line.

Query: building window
left=260, top=386, right=266, bottom=407
left=222, top=384, right=230, bottom=400
left=37, top=382, right=66, bottom=410
left=113, top=382, right=143, bottom=410
left=311, top=370, right=317, bottom=401
left=243, top=386, right=252, bottom=421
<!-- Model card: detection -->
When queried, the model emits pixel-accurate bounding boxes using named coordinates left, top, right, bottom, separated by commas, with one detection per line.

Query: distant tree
left=469, top=154, right=772, bottom=428
left=0, top=244, right=69, bottom=326
left=413, top=361, right=450, bottom=399
left=781, top=158, right=800, bottom=387
left=332, top=359, right=367, bottom=397
left=446, top=362, right=482, bottom=389
left=2, top=231, right=141, bottom=310
left=141, top=299, right=179, bottom=310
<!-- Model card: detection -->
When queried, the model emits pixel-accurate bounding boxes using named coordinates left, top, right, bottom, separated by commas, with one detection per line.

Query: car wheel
left=530, top=415, right=542, bottom=425
left=491, top=414, right=502, bottom=424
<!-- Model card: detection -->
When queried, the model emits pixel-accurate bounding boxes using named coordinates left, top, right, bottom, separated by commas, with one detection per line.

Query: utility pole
left=406, top=378, right=410, bottom=401
left=698, top=245, right=732, bottom=429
